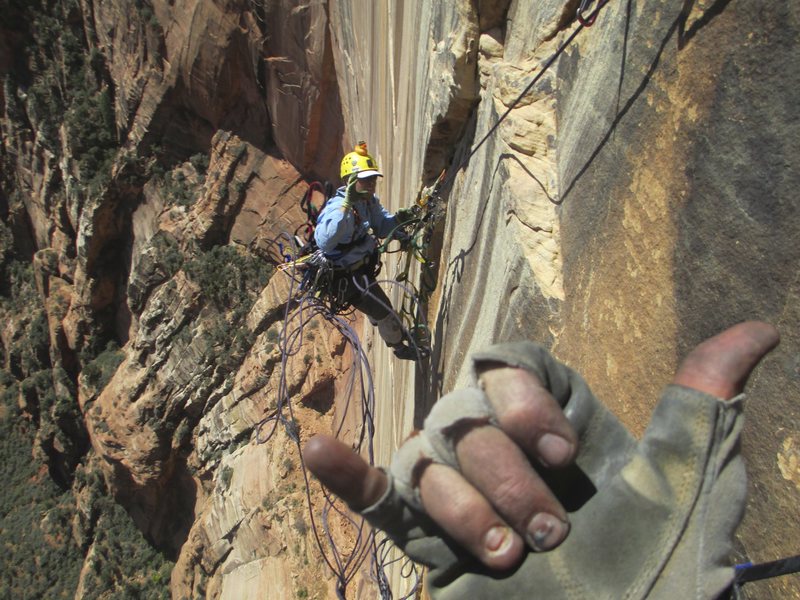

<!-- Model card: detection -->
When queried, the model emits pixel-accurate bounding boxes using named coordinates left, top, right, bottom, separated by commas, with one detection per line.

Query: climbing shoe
left=392, top=343, right=420, bottom=361
left=391, top=341, right=432, bottom=361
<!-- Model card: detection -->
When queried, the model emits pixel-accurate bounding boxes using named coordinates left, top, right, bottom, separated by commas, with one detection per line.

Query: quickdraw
left=276, top=181, right=345, bottom=312
left=375, top=169, right=448, bottom=354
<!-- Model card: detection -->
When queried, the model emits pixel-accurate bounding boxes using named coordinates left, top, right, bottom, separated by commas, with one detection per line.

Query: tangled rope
left=254, top=232, right=421, bottom=599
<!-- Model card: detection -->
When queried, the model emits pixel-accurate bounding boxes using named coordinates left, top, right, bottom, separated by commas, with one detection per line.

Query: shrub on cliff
left=82, top=341, right=125, bottom=391
left=0, top=371, right=83, bottom=598
left=185, top=245, right=273, bottom=311
left=79, top=495, right=171, bottom=600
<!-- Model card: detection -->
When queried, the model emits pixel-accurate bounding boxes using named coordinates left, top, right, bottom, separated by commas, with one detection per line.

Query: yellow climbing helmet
left=340, top=141, right=383, bottom=180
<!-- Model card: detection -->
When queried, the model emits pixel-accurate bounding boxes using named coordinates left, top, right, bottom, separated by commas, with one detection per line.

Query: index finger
left=304, top=435, right=388, bottom=511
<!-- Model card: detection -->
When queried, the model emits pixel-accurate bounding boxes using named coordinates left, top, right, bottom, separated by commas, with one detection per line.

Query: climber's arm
left=314, top=196, right=356, bottom=253
left=367, top=196, right=403, bottom=240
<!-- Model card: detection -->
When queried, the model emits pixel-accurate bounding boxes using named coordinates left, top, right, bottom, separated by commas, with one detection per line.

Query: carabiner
left=577, top=0, right=607, bottom=26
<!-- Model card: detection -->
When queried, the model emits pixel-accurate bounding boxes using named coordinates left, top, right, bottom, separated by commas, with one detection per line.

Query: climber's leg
left=350, top=277, right=404, bottom=346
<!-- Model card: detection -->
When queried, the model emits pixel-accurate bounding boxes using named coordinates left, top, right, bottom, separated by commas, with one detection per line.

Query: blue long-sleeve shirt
left=314, top=186, right=400, bottom=268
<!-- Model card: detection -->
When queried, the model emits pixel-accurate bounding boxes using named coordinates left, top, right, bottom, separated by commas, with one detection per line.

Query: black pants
left=332, top=259, right=393, bottom=322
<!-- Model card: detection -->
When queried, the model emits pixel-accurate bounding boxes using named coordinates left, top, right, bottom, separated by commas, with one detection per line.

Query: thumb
left=673, top=321, right=779, bottom=400
left=304, top=434, right=389, bottom=511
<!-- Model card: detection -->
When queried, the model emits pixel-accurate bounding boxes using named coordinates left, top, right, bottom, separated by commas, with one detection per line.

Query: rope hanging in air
left=256, top=232, right=422, bottom=599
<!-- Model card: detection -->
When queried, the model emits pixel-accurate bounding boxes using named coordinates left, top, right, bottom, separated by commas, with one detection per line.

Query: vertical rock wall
left=331, top=1, right=800, bottom=598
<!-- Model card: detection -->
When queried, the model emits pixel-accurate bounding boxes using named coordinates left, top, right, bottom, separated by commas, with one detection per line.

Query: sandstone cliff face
left=2, top=1, right=353, bottom=598
left=332, top=1, right=800, bottom=599
left=0, top=0, right=798, bottom=599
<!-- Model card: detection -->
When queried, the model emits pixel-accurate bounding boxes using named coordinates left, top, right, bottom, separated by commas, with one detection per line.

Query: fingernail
left=526, top=513, right=569, bottom=551
left=536, top=433, right=573, bottom=467
left=484, top=525, right=514, bottom=556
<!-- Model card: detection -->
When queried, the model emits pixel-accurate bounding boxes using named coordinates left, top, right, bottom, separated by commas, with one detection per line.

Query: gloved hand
left=392, top=228, right=412, bottom=248
left=395, top=206, right=418, bottom=224
left=342, top=174, right=359, bottom=211
left=307, top=249, right=331, bottom=269
left=305, top=322, right=779, bottom=600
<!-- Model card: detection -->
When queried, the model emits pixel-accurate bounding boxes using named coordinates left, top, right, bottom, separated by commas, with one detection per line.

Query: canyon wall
left=0, top=0, right=798, bottom=599
left=333, top=1, right=800, bottom=598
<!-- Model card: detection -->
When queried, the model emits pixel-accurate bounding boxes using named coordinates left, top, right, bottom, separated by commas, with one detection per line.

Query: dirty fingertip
left=304, top=435, right=387, bottom=510
left=536, top=432, right=576, bottom=467
left=526, top=512, right=570, bottom=552
left=482, top=525, right=524, bottom=569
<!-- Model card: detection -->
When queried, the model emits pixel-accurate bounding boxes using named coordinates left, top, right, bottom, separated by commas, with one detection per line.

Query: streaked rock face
left=1, top=0, right=797, bottom=598
left=334, top=1, right=800, bottom=598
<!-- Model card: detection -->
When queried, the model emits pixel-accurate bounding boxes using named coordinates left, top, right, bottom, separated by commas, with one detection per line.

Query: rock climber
left=304, top=321, right=780, bottom=599
left=313, top=142, right=420, bottom=360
